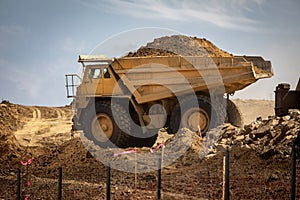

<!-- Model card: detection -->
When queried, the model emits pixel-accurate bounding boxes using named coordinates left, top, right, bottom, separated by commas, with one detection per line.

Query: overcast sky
left=0, top=0, right=299, bottom=106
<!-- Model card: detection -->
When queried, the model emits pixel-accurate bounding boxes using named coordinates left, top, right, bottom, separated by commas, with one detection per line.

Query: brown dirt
left=126, top=35, right=232, bottom=57
left=0, top=100, right=300, bottom=199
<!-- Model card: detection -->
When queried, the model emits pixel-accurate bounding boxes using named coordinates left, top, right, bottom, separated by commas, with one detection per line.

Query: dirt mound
left=213, top=110, right=300, bottom=158
left=0, top=101, right=73, bottom=174
left=0, top=101, right=32, bottom=168
left=28, top=128, right=203, bottom=176
left=32, top=137, right=98, bottom=180
left=126, top=35, right=232, bottom=57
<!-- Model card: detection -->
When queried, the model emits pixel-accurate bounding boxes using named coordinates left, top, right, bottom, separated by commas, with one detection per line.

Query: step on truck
left=66, top=54, right=273, bottom=148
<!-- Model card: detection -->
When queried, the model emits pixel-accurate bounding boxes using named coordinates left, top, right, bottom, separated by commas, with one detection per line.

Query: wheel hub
left=101, top=124, right=108, bottom=131
left=91, top=113, right=113, bottom=142
left=182, top=107, right=210, bottom=133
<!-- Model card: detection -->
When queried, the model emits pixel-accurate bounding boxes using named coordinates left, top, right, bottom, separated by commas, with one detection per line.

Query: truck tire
left=167, top=95, right=224, bottom=136
left=84, top=101, right=131, bottom=148
left=226, top=99, right=244, bottom=128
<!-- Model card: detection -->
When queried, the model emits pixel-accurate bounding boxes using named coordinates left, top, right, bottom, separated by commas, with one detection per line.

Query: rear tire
left=167, top=95, right=225, bottom=136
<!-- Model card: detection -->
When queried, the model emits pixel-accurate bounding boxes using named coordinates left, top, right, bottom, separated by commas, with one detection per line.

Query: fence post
left=290, top=143, right=296, bottom=200
left=17, top=168, right=21, bottom=200
left=58, top=166, right=62, bottom=200
left=223, top=148, right=230, bottom=200
left=106, top=164, right=111, bottom=200
left=157, top=157, right=162, bottom=200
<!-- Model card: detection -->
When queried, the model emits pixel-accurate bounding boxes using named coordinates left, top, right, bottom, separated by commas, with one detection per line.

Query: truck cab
left=66, top=55, right=127, bottom=100
left=78, top=64, right=114, bottom=96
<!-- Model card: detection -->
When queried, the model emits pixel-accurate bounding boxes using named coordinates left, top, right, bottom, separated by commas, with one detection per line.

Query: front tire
left=84, top=101, right=131, bottom=148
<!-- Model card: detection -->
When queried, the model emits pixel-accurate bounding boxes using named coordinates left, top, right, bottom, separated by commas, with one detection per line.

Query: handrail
left=65, top=74, right=81, bottom=98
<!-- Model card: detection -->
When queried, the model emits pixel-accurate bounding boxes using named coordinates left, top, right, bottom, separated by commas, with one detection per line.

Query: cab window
left=103, top=67, right=111, bottom=78
left=88, top=68, right=101, bottom=79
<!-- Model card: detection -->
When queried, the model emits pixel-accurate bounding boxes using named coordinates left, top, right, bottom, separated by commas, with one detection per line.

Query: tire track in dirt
left=14, top=107, right=42, bottom=146
left=14, top=107, right=72, bottom=148
left=55, top=108, right=62, bottom=119
left=35, top=107, right=42, bottom=119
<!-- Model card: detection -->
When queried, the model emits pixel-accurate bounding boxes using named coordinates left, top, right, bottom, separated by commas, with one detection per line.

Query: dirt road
left=14, top=106, right=73, bottom=147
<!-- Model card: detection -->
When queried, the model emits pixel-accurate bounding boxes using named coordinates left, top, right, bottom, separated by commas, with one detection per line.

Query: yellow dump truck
left=66, top=55, right=273, bottom=147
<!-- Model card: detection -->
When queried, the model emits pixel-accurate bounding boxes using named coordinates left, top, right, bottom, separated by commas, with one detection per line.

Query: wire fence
left=12, top=143, right=299, bottom=200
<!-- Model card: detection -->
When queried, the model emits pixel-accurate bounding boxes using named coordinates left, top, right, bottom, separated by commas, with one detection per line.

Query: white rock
left=236, top=135, right=245, bottom=141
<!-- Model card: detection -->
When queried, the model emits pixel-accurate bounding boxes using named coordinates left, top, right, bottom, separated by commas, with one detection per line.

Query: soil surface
left=1, top=99, right=300, bottom=200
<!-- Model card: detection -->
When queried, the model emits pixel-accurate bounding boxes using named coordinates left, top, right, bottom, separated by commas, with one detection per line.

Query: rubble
left=214, top=110, right=300, bottom=158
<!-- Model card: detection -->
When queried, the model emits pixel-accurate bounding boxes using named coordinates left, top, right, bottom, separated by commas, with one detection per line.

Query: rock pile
left=214, top=110, right=300, bottom=158
left=126, top=35, right=232, bottom=57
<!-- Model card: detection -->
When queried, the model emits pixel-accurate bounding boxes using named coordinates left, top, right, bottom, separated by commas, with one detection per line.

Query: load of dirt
left=126, top=35, right=232, bottom=57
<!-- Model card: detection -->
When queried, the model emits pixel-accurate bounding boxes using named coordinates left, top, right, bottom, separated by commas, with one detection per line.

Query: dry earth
left=1, top=99, right=300, bottom=200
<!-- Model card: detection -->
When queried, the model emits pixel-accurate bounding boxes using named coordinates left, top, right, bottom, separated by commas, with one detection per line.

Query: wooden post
left=290, top=144, right=296, bottom=200
left=223, top=148, right=230, bottom=200
left=17, top=168, right=21, bottom=200
left=157, top=157, right=162, bottom=200
left=106, top=164, right=111, bottom=200
left=135, top=150, right=137, bottom=189
left=58, top=167, right=62, bottom=200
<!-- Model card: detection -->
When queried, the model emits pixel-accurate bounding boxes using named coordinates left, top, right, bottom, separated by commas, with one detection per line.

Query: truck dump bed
left=112, top=55, right=273, bottom=104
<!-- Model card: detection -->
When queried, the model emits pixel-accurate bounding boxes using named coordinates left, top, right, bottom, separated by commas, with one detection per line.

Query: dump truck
left=66, top=55, right=273, bottom=147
